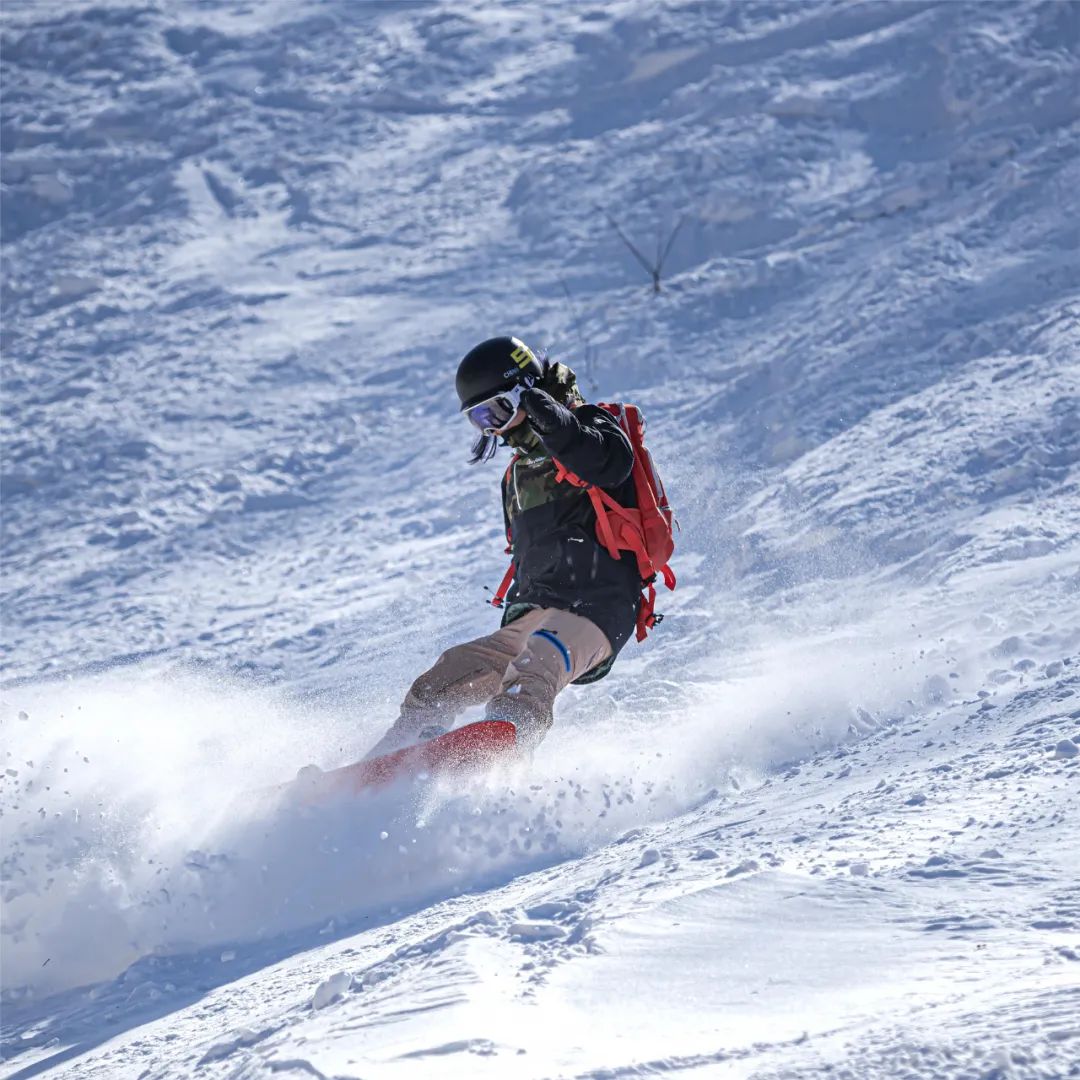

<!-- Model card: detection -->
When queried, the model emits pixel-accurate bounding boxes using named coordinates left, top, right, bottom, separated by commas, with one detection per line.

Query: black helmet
left=456, top=336, right=543, bottom=412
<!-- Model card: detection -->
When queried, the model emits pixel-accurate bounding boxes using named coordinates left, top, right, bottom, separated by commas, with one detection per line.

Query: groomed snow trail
left=2, top=1, right=1078, bottom=1077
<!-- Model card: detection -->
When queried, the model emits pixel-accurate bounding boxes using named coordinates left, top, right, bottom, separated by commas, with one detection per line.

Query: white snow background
left=1, top=1, right=1078, bottom=1077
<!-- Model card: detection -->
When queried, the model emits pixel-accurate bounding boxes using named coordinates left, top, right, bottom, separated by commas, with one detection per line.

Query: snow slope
left=2, top=1, right=1078, bottom=1077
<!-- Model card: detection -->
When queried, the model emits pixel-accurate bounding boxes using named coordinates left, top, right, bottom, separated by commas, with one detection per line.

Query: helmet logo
left=501, top=340, right=537, bottom=382
left=509, top=342, right=535, bottom=370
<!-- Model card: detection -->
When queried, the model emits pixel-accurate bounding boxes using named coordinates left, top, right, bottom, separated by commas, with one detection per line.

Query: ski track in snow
left=1, top=0, right=1079, bottom=1077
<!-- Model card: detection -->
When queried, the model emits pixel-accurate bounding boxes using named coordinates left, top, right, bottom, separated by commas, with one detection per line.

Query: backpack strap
left=636, top=577, right=661, bottom=642
left=490, top=560, right=516, bottom=608
left=553, top=459, right=635, bottom=569
left=552, top=456, right=675, bottom=640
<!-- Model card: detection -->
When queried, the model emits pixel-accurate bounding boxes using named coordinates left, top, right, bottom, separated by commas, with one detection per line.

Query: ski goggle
left=465, top=384, right=525, bottom=435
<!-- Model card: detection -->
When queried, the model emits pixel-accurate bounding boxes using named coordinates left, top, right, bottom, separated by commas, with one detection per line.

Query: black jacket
left=500, top=391, right=641, bottom=661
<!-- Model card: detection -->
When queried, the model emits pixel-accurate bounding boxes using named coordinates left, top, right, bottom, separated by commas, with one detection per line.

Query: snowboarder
left=365, top=336, right=665, bottom=760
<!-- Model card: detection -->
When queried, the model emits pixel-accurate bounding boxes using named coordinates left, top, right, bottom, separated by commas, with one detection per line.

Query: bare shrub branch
left=599, top=207, right=685, bottom=294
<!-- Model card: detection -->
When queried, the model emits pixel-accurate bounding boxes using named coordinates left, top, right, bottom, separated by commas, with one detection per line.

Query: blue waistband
left=532, top=628, right=572, bottom=673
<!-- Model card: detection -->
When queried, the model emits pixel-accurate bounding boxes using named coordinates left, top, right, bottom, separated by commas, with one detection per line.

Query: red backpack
left=492, top=402, right=676, bottom=642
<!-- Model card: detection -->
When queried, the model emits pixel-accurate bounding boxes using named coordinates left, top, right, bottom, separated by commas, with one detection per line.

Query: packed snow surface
left=2, top=1, right=1078, bottom=1077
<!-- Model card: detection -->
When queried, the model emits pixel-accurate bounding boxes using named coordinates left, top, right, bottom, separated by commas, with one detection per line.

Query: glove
left=519, top=387, right=564, bottom=435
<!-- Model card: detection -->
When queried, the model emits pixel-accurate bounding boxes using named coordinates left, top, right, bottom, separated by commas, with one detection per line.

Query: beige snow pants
left=366, top=607, right=612, bottom=758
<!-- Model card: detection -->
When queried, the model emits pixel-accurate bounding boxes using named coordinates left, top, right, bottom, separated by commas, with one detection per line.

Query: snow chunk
left=993, top=636, right=1024, bottom=657
left=725, top=859, right=760, bottom=878
left=1053, top=739, right=1078, bottom=760
left=509, top=922, right=567, bottom=942
left=311, top=970, right=352, bottom=1010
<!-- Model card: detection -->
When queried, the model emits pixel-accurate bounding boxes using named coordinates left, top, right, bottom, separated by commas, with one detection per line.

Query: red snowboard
left=285, top=720, right=518, bottom=804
